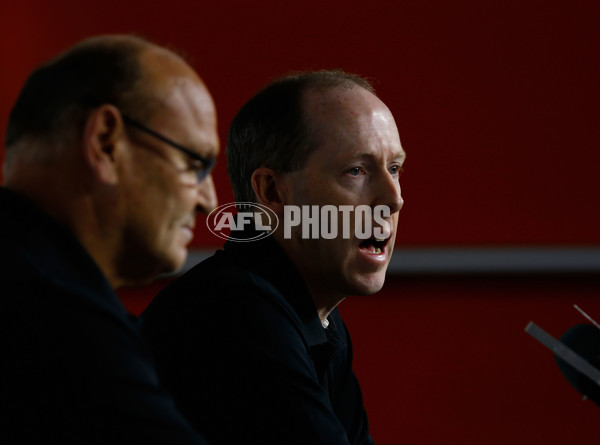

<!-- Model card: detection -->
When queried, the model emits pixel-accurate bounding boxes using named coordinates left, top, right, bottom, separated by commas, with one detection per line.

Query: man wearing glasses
left=0, top=35, right=217, bottom=443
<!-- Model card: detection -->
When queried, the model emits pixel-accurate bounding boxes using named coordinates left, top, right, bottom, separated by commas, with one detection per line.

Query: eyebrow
left=352, top=150, right=406, bottom=163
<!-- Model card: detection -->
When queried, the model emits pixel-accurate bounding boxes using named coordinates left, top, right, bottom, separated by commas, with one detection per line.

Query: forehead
left=303, top=87, right=404, bottom=163
left=143, top=49, right=219, bottom=157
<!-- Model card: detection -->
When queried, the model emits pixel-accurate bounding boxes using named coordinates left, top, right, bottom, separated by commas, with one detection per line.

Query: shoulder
left=141, top=250, right=311, bottom=362
left=1, top=235, right=140, bottom=356
left=143, top=249, right=300, bottom=327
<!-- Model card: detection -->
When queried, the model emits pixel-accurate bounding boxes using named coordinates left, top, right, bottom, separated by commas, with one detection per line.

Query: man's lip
left=357, top=232, right=394, bottom=246
left=181, top=225, right=195, bottom=241
left=182, top=217, right=196, bottom=231
left=357, top=243, right=389, bottom=266
left=357, top=235, right=392, bottom=257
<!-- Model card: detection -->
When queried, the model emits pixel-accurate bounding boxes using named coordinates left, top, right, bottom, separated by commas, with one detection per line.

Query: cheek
left=332, top=238, right=358, bottom=267
left=163, top=186, right=197, bottom=220
left=291, top=177, right=336, bottom=205
left=143, top=196, right=181, bottom=242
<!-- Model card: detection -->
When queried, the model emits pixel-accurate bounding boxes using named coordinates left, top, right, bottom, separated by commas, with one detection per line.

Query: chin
left=164, top=249, right=188, bottom=275
left=143, top=246, right=188, bottom=280
left=347, top=272, right=387, bottom=296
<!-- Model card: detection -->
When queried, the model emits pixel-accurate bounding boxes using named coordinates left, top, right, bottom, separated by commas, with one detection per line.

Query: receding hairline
left=225, top=69, right=378, bottom=202
left=70, top=34, right=198, bottom=105
left=74, top=34, right=149, bottom=46
left=127, top=39, right=211, bottom=121
left=55, top=34, right=151, bottom=64
left=297, top=81, right=379, bottom=151
left=300, top=80, right=376, bottom=110
left=297, top=71, right=377, bottom=136
left=4, top=34, right=197, bottom=154
left=67, top=33, right=190, bottom=64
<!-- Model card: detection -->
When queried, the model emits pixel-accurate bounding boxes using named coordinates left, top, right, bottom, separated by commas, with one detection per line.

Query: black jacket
left=0, top=187, right=206, bottom=444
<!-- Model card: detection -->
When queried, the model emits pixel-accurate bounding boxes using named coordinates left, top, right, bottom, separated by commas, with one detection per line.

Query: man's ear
left=81, top=105, right=126, bottom=185
left=251, top=167, right=287, bottom=214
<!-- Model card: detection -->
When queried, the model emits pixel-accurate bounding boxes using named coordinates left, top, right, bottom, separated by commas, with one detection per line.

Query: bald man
left=1, top=35, right=218, bottom=443
left=142, top=71, right=405, bottom=445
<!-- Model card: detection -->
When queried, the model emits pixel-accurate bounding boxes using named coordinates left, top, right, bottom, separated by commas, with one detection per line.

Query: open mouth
left=359, top=237, right=389, bottom=255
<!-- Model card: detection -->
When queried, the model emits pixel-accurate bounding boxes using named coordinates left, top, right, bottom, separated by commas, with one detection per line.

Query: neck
left=272, top=231, right=347, bottom=327
left=308, top=285, right=346, bottom=327
left=4, top=160, right=123, bottom=289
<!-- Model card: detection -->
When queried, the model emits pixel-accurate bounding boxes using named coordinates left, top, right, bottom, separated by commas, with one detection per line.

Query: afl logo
left=206, top=202, right=279, bottom=242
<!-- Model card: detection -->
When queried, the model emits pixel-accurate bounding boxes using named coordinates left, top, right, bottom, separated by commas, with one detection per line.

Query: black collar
left=0, top=187, right=120, bottom=314
left=223, top=231, right=329, bottom=347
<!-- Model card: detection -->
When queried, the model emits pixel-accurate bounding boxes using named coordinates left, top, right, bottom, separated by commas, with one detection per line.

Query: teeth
left=374, top=247, right=382, bottom=254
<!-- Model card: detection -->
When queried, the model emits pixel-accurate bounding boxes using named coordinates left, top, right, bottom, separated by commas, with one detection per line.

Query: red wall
left=119, top=274, right=600, bottom=445
left=3, top=1, right=600, bottom=443
left=1, top=0, right=599, bottom=247
left=342, top=276, right=600, bottom=445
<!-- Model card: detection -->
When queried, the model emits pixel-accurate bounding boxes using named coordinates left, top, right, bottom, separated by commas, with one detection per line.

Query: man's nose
left=195, top=175, right=218, bottom=214
left=375, top=171, right=403, bottom=214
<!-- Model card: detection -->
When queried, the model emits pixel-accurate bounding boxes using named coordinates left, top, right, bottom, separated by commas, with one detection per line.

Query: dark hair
left=5, top=35, right=152, bottom=150
left=226, top=70, right=375, bottom=203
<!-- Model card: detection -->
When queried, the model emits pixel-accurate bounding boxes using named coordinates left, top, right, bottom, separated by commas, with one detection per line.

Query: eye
left=347, top=167, right=364, bottom=177
left=189, top=160, right=207, bottom=173
left=188, top=156, right=216, bottom=176
left=389, top=164, right=404, bottom=176
left=180, top=159, right=213, bottom=184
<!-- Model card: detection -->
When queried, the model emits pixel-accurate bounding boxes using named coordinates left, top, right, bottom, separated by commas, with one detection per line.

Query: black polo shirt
left=0, top=187, right=207, bottom=444
left=141, top=232, right=374, bottom=445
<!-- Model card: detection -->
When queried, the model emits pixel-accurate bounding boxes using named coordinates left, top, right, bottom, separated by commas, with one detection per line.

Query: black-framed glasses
left=121, top=114, right=215, bottom=183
